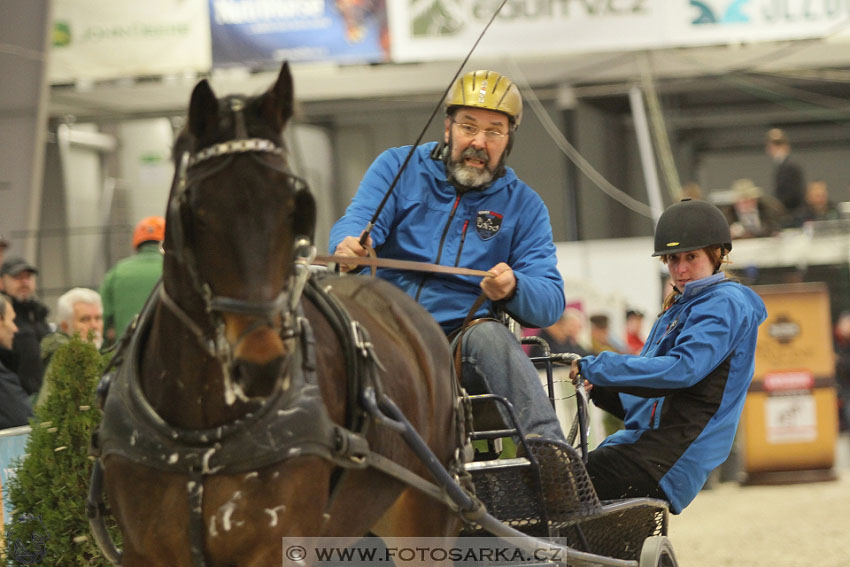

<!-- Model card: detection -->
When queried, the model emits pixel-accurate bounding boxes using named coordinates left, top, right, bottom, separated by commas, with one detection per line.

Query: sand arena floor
left=669, top=434, right=850, bottom=567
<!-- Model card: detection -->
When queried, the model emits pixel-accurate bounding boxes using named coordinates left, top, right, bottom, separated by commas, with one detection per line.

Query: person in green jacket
left=99, top=216, right=164, bottom=346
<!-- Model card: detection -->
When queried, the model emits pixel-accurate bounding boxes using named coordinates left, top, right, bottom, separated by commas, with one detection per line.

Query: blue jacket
left=579, top=273, right=767, bottom=513
left=329, top=142, right=564, bottom=333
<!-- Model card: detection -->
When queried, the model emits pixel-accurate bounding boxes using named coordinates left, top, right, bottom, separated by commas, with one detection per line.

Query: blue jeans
left=456, top=321, right=566, bottom=443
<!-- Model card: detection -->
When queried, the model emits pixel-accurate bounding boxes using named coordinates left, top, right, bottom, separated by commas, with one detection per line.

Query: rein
left=314, top=254, right=493, bottom=278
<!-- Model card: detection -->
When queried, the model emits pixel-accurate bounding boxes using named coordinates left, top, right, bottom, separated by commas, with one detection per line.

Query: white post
left=629, top=86, right=665, bottom=224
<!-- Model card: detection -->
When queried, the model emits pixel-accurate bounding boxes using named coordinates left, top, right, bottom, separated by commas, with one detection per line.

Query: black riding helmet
left=652, top=199, right=732, bottom=257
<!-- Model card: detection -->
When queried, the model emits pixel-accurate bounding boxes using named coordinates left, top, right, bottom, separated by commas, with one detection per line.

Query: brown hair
left=660, top=246, right=729, bottom=310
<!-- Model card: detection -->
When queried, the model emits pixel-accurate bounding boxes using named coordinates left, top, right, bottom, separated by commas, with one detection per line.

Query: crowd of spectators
left=0, top=217, right=163, bottom=431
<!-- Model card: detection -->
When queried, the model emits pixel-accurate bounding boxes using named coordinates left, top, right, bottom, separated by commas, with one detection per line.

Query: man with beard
left=0, top=257, right=51, bottom=400
left=330, top=70, right=566, bottom=443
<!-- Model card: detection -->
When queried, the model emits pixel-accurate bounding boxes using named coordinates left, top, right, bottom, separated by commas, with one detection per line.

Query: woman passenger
left=570, top=199, right=767, bottom=514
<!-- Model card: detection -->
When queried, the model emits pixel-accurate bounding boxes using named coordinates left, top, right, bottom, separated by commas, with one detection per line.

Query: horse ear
left=188, top=79, right=219, bottom=139
left=262, top=61, right=294, bottom=132
left=293, top=185, right=316, bottom=243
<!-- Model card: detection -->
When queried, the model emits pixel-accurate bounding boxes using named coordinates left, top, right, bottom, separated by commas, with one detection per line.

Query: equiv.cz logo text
left=690, top=0, right=751, bottom=24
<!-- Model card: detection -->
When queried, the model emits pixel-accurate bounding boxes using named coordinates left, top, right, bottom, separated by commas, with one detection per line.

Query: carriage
left=86, top=61, right=679, bottom=567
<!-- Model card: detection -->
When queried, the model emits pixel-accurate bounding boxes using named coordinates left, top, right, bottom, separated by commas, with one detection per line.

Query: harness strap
left=451, top=294, right=491, bottom=378
left=363, top=451, right=464, bottom=512
left=158, top=285, right=216, bottom=357
left=86, top=461, right=122, bottom=565
left=187, top=471, right=206, bottom=567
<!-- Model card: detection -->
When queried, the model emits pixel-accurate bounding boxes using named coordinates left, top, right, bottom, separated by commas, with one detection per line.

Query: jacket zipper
left=650, top=400, right=659, bottom=427
left=415, top=194, right=462, bottom=301
left=454, top=220, right=469, bottom=266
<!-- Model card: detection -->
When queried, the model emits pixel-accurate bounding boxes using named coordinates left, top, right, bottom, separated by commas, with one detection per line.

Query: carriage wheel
left=638, top=535, right=679, bottom=567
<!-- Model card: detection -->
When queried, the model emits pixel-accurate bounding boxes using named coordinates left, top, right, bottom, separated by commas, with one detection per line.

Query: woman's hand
left=569, top=359, right=592, bottom=391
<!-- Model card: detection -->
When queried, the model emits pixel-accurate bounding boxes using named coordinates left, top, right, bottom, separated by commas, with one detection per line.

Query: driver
left=330, top=69, right=566, bottom=443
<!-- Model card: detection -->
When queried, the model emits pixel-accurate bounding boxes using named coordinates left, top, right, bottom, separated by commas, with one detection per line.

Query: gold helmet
left=446, top=70, right=522, bottom=127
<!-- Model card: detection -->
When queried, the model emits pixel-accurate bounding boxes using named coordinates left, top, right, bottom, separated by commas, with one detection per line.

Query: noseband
left=161, top=98, right=314, bottom=402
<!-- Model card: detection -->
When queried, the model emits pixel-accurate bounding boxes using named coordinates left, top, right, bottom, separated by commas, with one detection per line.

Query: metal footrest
left=562, top=499, right=669, bottom=561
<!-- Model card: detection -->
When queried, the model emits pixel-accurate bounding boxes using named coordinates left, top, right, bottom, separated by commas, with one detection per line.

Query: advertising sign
left=741, top=283, right=838, bottom=477
left=665, top=0, right=850, bottom=46
left=49, top=0, right=212, bottom=83
left=209, top=0, right=389, bottom=67
left=0, top=426, right=30, bottom=526
left=389, top=1, right=850, bottom=63
left=389, top=0, right=661, bottom=62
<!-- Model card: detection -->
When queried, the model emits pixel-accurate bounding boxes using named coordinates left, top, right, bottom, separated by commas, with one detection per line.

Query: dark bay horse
left=92, top=61, right=462, bottom=567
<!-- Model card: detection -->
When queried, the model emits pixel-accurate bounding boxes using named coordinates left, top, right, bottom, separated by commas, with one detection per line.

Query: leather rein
left=314, top=254, right=493, bottom=278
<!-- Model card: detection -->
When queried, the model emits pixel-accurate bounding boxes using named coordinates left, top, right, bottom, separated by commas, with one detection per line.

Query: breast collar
left=92, top=287, right=356, bottom=476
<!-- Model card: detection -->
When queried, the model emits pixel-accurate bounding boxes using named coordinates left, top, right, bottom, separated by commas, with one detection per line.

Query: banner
left=209, top=0, right=389, bottom=67
left=49, top=0, right=212, bottom=83
left=0, top=426, right=30, bottom=526
left=389, top=0, right=661, bottom=62
left=666, top=0, right=850, bottom=46
left=389, top=1, right=850, bottom=63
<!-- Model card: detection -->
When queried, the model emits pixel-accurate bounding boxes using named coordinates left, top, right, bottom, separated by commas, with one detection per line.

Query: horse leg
left=202, top=459, right=333, bottom=567
left=372, top=488, right=458, bottom=537
left=104, top=458, right=195, bottom=567
left=318, top=469, right=406, bottom=538
left=372, top=488, right=461, bottom=567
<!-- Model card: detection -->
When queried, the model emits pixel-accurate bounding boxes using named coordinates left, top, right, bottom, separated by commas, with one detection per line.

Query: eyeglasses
left=453, top=121, right=508, bottom=141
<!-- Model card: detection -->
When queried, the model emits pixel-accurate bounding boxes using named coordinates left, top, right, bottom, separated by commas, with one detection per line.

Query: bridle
left=160, top=97, right=314, bottom=402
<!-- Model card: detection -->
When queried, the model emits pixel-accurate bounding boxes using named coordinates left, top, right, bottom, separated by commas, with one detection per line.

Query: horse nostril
left=230, top=356, right=285, bottom=398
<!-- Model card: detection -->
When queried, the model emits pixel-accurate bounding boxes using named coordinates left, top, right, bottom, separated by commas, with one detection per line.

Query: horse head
left=163, top=61, right=316, bottom=403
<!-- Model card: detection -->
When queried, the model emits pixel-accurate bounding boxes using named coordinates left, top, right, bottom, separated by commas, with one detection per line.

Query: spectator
left=724, top=178, right=783, bottom=239
left=0, top=235, right=8, bottom=286
left=37, top=288, right=104, bottom=408
left=330, top=69, right=566, bottom=443
left=793, top=180, right=840, bottom=226
left=625, top=309, right=646, bottom=355
left=765, top=128, right=805, bottom=218
left=834, top=312, right=850, bottom=433
left=0, top=294, right=34, bottom=429
left=589, top=314, right=621, bottom=354
left=529, top=308, right=589, bottom=358
left=0, top=256, right=50, bottom=398
left=570, top=199, right=766, bottom=513
left=100, top=216, right=164, bottom=345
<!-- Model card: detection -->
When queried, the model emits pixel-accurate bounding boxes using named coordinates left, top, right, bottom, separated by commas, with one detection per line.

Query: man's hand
left=334, top=233, right=373, bottom=272
left=480, top=262, right=516, bottom=301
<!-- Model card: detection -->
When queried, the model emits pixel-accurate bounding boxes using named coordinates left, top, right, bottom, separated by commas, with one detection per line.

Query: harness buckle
left=350, top=321, right=385, bottom=371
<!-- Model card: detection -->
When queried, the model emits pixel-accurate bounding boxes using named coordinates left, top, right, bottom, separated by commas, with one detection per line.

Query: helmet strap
left=430, top=140, right=448, bottom=161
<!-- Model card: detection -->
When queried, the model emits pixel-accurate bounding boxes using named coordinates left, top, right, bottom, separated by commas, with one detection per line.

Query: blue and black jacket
left=329, top=142, right=564, bottom=333
left=578, top=273, right=767, bottom=513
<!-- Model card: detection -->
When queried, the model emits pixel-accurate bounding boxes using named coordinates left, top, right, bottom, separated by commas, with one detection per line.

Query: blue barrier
left=0, top=426, right=31, bottom=524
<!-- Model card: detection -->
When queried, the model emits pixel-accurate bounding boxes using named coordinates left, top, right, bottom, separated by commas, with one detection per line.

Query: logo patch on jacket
left=475, top=210, right=503, bottom=240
